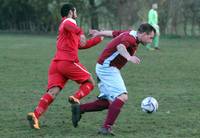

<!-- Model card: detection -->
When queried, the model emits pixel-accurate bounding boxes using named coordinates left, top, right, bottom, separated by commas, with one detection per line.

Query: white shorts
left=96, top=63, right=127, bottom=101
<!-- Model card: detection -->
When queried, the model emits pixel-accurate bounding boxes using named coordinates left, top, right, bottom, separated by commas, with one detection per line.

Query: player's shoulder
left=119, top=31, right=132, bottom=38
left=63, top=18, right=77, bottom=26
left=122, top=31, right=137, bottom=42
left=149, top=9, right=155, bottom=14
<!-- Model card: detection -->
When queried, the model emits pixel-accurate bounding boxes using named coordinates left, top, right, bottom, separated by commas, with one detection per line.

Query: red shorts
left=47, top=60, right=91, bottom=90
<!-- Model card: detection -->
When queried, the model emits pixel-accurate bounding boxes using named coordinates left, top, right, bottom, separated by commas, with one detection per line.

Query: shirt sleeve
left=120, top=35, right=136, bottom=48
left=112, top=30, right=128, bottom=38
left=63, top=20, right=82, bottom=34
left=78, top=36, right=102, bottom=49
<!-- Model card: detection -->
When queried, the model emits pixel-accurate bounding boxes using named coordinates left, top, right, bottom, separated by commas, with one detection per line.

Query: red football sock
left=103, top=98, right=124, bottom=129
left=34, top=93, right=54, bottom=119
left=80, top=99, right=109, bottom=113
left=74, top=82, right=94, bottom=100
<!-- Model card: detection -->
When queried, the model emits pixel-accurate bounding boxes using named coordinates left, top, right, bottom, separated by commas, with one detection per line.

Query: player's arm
left=112, top=30, right=128, bottom=37
left=79, top=36, right=103, bottom=49
left=117, top=44, right=140, bottom=64
left=89, top=29, right=113, bottom=37
left=64, top=20, right=83, bottom=34
left=90, top=30, right=128, bottom=38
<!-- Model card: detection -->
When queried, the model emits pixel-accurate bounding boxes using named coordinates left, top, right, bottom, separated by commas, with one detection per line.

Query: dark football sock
left=103, top=98, right=124, bottom=129
left=80, top=99, right=109, bottom=113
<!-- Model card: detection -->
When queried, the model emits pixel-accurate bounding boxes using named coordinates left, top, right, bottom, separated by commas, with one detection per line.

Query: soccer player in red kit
left=71, top=23, right=156, bottom=135
left=27, top=3, right=103, bottom=129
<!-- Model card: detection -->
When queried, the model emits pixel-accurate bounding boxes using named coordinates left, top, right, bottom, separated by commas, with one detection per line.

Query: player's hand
left=80, top=34, right=86, bottom=47
left=100, top=36, right=104, bottom=41
left=89, top=29, right=99, bottom=35
left=128, top=56, right=141, bottom=64
left=89, top=29, right=100, bottom=37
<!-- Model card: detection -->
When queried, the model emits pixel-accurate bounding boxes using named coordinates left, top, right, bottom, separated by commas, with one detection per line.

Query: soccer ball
left=141, top=97, right=158, bottom=113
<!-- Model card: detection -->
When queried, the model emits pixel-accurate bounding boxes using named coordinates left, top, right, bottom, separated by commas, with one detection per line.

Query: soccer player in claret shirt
left=27, top=3, right=103, bottom=129
left=71, top=23, right=156, bottom=136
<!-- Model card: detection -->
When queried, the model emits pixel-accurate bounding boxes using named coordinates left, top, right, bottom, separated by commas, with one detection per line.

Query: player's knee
left=122, top=94, right=128, bottom=102
left=87, top=77, right=96, bottom=87
left=118, top=93, right=128, bottom=102
left=47, top=87, right=61, bottom=98
left=87, top=81, right=95, bottom=91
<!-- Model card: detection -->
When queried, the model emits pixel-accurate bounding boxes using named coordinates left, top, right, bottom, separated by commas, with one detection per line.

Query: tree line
left=0, top=0, right=199, bottom=36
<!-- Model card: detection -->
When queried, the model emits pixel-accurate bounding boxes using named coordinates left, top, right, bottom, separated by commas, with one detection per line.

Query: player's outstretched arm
left=89, top=29, right=113, bottom=37
left=90, top=29, right=129, bottom=38
left=78, top=36, right=103, bottom=49
left=80, top=34, right=87, bottom=47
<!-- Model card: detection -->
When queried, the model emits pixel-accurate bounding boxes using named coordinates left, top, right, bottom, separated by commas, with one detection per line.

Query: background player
left=146, top=3, right=160, bottom=50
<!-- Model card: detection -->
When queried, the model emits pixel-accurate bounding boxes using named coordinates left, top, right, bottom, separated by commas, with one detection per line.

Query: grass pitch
left=0, top=34, right=199, bottom=138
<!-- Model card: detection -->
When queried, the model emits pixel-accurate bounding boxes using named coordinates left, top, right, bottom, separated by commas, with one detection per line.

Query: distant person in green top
left=146, top=3, right=160, bottom=50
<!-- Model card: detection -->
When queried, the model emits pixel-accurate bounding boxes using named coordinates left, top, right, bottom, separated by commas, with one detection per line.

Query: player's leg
left=27, top=87, right=61, bottom=129
left=96, top=64, right=127, bottom=135
left=154, top=26, right=160, bottom=50
left=69, top=77, right=95, bottom=104
left=66, top=62, right=95, bottom=104
left=27, top=61, right=66, bottom=129
left=71, top=74, right=111, bottom=127
left=100, top=93, right=127, bottom=135
left=80, top=98, right=109, bottom=112
left=71, top=98, right=109, bottom=127
left=154, top=35, right=160, bottom=50
left=33, top=87, right=61, bottom=119
left=146, top=43, right=153, bottom=50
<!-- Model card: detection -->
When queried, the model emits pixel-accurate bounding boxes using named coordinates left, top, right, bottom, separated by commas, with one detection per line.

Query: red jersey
left=53, top=17, right=102, bottom=62
left=97, top=30, right=139, bottom=69
left=53, top=17, right=82, bottom=62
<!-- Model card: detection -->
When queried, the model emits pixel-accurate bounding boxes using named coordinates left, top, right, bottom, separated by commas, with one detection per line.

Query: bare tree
left=89, top=0, right=99, bottom=29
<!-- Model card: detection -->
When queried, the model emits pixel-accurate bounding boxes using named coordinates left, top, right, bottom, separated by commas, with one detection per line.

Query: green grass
left=0, top=34, right=200, bottom=138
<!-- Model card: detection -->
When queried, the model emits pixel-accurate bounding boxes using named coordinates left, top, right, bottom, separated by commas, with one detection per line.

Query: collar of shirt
left=62, top=17, right=77, bottom=25
left=129, top=30, right=140, bottom=44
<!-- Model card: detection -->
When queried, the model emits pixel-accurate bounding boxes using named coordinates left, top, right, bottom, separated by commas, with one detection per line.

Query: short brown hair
left=138, top=23, right=156, bottom=34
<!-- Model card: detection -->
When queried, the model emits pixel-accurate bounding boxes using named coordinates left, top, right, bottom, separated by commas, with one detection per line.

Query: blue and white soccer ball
left=141, top=97, right=158, bottom=113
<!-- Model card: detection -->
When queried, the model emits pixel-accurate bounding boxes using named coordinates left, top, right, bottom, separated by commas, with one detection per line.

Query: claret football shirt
left=98, top=30, right=139, bottom=69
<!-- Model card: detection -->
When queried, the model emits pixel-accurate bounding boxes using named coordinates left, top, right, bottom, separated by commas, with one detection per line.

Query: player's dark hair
left=61, top=3, right=75, bottom=17
left=138, top=23, right=156, bottom=34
